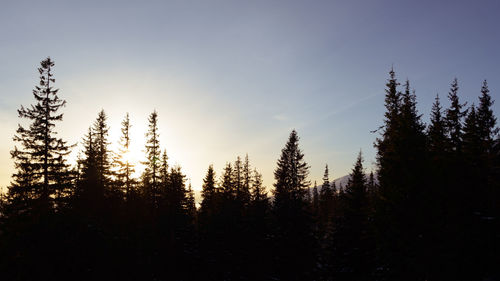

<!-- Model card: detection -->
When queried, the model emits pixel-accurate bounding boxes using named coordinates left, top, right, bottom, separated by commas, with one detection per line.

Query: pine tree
left=77, top=127, right=99, bottom=197
left=374, top=68, right=401, bottom=209
left=427, top=93, right=450, bottom=230
left=8, top=57, right=72, bottom=213
left=319, top=164, right=333, bottom=221
left=232, top=156, right=246, bottom=205
left=345, top=152, right=367, bottom=215
left=477, top=80, right=498, bottom=152
left=374, top=69, right=402, bottom=212
left=240, top=154, right=252, bottom=207
left=374, top=73, right=429, bottom=280
left=142, top=110, right=161, bottom=207
left=200, top=165, right=216, bottom=213
left=221, top=163, right=234, bottom=199
left=273, top=129, right=310, bottom=207
left=251, top=168, right=267, bottom=203
left=115, top=113, right=135, bottom=199
left=463, top=105, right=481, bottom=159
left=165, top=165, right=187, bottom=218
left=383, top=68, right=401, bottom=131
left=272, top=129, right=314, bottom=279
left=428, top=94, right=447, bottom=154
left=475, top=80, right=498, bottom=216
left=185, top=182, right=196, bottom=219
left=445, top=78, right=467, bottom=153
left=339, top=151, right=372, bottom=280
left=160, top=149, right=169, bottom=189
left=92, top=110, right=112, bottom=188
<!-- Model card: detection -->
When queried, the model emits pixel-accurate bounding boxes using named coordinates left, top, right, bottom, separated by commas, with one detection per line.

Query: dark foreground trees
left=6, top=57, right=73, bottom=215
left=0, top=59, right=499, bottom=281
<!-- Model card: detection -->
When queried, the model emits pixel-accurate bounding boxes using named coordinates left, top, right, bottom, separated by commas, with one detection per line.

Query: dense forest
left=0, top=58, right=498, bottom=281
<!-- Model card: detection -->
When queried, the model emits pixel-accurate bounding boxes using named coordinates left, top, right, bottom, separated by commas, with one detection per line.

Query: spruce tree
left=339, top=151, right=372, bottom=280
left=374, top=68, right=401, bottom=213
left=345, top=152, right=367, bottom=215
left=115, top=113, right=135, bottom=199
left=463, top=105, right=481, bottom=159
left=77, top=127, right=99, bottom=198
left=272, top=129, right=314, bottom=280
left=428, top=94, right=447, bottom=154
left=477, top=80, right=498, bottom=151
left=251, top=168, right=267, bottom=203
left=185, top=182, right=196, bottom=219
left=232, top=156, right=245, bottom=205
left=476, top=80, right=498, bottom=216
left=159, top=149, right=170, bottom=205
left=273, top=129, right=310, bottom=207
left=427, top=93, right=450, bottom=227
left=374, top=73, right=429, bottom=280
left=92, top=110, right=112, bottom=188
left=142, top=110, right=161, bottom=207
left=241, top=154, right=252, bottom=207
left=165, top=165, right=187, bottom=220
left=8, top=57, right=72, bottom=213
left=220, top=163, right=234, bottom=199
left=445, top=78, right=467, bottom=153
left=200, top=165, right=216, bottom=213
left=160, top=150, right=169, bottom=184
left=319, top=164, right=333, bottom=221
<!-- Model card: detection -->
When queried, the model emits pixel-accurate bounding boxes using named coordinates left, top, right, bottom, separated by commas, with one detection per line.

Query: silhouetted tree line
left=0, top=58, right=499, bottom=280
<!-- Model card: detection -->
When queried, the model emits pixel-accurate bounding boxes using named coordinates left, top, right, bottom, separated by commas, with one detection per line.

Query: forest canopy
left=0, top=58, right=499, bottom=281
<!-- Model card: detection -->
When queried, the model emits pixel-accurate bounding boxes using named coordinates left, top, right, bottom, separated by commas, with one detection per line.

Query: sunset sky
left=1, top=0, right=499, bottom=194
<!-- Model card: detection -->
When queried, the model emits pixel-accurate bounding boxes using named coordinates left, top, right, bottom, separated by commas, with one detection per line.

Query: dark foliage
left=1, top=60, right=499, bottom=281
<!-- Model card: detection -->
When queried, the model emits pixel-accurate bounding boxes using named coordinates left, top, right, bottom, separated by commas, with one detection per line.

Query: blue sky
left=1, top=0, right=499, bottom=192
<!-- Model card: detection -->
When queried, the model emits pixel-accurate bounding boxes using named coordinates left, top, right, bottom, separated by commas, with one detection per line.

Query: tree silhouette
left=445, top=78, right=467, bottom=153
left=339, top=151, right=372, bottom=280
left=114, top=113, right=136, bottom=200
left=272, top=129, right=314, bottom=280
left=142, top=110, right=161, bottom=208
left=273, top=129, right=310, bottom=207
left=2, top=58, right=500, bottom=281
left=374, top=75, right=429, bottom=280
left=200, top=164, right=216, bottom=215
left=92, top=110, right=113, bottom=189
left=319, top=164, right=334, bottom=223
left=7, top=57, right=72, bottom=214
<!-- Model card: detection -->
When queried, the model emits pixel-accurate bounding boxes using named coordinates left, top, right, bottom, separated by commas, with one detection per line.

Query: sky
left=1, top=0, right=499, bottom=196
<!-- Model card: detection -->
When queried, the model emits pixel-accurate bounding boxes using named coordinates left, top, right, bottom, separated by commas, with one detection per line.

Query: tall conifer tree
left=92, top=110, right=112, bottom=188
left=8, top=57, right=72, bottom=213
left=221, top=163, right=234, bottom=199
left=319, top=164, right=333, bottom=221
left=445, top=78, right=467, bottom=153
left=143, top=110, right=161, bottom=207
left=272, top=129, right=314, bottom=279
left=201, top=165, right=216, bottom=213
left=273, top=129, right=310, bottom=207
left=115, top=113, right=135, bottom=198
left=428, top=94, right=447, bottom=155
left=374, top=73, right=429, bottom=279
left=251, top=168, right=267, bottom=203
left=339, top=151, right=372, bottom=280
left=477, top=80, right=498, bottom=151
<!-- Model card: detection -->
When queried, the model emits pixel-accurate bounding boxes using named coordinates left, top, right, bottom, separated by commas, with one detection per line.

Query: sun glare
left=109, top=121, right=148, bottom=177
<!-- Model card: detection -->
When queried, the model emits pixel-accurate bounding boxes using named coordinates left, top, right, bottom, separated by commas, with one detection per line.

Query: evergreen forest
left=1, top=58, right=499, bottom=281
